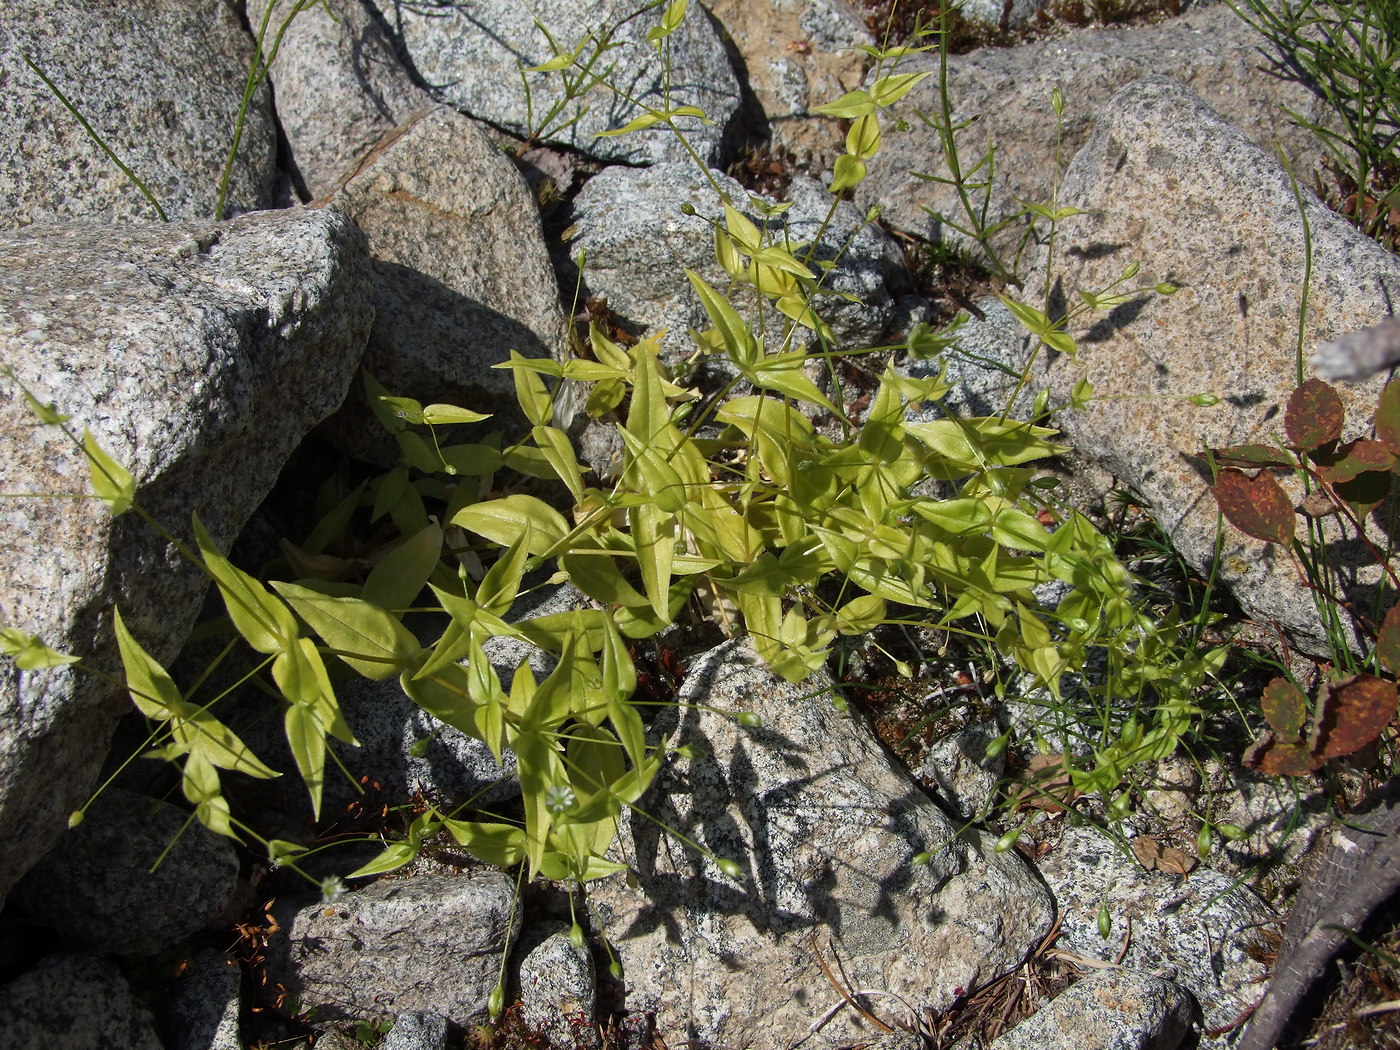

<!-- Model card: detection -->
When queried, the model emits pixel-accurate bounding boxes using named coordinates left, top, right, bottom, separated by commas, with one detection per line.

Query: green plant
left=1228, top=0, right=1400, bottom=249
left=2, top=2, right=1246, bottom=1019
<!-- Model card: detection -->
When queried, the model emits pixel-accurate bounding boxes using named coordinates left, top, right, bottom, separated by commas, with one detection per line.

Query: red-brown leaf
left=1242, top=732, right=1324, bottom=776
left=1211, top=468, right=1297, bottom=545
left=1286, top=378, right=1345, bottom=451
left=1311, top=674, right=1397, bottom=760
left=1318, top=439, right=1397, bottom=484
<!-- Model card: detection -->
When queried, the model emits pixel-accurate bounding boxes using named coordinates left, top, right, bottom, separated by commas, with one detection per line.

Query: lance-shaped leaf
left=1285, top=378, right=1344, bottom=451
left=272, top=582, right=421, bottom=680
left=1210, top=468, right=1296, bottom=545
left=363, top=520, right=443, bottom=615
left=686, top=269, right=759, bottom=366
left=0, top=629, right=79, bottom=670
left=515, top=729, right=566, bottom=876
left=113, top=606, right=186, bottom=720
left=83, top=429, right=135, bottom=516
left=563, top=551, right=650, bottom=609
left=1208, top=443, right=1295, bottom=469
left=440, top=819, right=526, bottom=869
left=631, top=503, right=675, bottom=618
left=533, top=425, right=586, bottom=502
left=401, top=662, right=483, bottom=739
left=284, top=702, right=328, bottom=819
left=196, top=515, right=300, bottom=655
left=618, top=426, right=689, bottom=513
left=273, top=637, right=357, bottom=744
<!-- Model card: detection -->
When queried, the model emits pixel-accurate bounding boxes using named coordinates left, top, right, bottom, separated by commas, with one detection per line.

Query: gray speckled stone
left=987, top=969, right=1196, bottom=1050
left=856, top=3, right=1335, bottom=251
left=919, top=719, right=1005, bottom=821
left=368, top=0, right=740, bottom=165
left=516, top=924, right=599, bottom=1050
left=0, top=953, right=163, bottom=1050
left=383, top=1010, right=450, bottom=1050
left=321, top=105, right=566, bottom=465
left=248, top=0, right=430, bottom=199
left=568, top=164, right=900, bottom=367
left=0, top=208, right=372, bottom=908
left=0, top=0, right=276, bottom=228
left=154, top=949, right=242, bottom=1050
left=264, top=872, right=519, bottom=1024
left=586, top=639, right=1053, bottom=1050
left=1035, top=824, right=1273, bottom=1032
left=1030, top=75, right=1400, bottom=657
left=13, top=789, right=238, bottom=957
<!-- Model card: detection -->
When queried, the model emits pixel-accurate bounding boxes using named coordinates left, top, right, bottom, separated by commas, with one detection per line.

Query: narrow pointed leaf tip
left=83, top=429, right=135, bottom=515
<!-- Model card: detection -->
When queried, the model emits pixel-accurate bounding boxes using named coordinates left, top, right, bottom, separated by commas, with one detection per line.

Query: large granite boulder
left=986, top=968, right=1196, bottom=1050
left=247, top=0, right=431, bottom=199
left=368, top=0, right=741, bottom=165
left=1036, top=824, right=1274, bottom=1032
left=1029, top=75, right=1400, bottom=655
left=703, top=0, right=872, bottom=166
left=0, top=208, right=372, bottom=906
left=0, top=0, right=277, bottom=228
left=0, top=952, right=164, bottom=1050
left=264, top=872, right=520, bottom=1024
left=856, top=3, right=1335, bottom=254
left=321, top=105, right=567, bottom=463
left=567, top=162, right=901, bottom=367
left=587, top=640, right=1054, bottom=1050
left=11, top=788, right=239, bottom=957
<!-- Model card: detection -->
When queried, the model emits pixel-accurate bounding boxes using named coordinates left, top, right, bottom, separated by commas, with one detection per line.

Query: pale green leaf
left=596, top=111, right=665, bottom=137
left=363, top=521, right=443, bottom=614
left=272, top=582, right=421, bottom=680
left=440, top=818, right=526, bottom=868
left=631, top=503, right=675, bottom=619
left=422, top=403, right=492, bottom=425
left=811, top=89, right=876, bottom=119
left=870, top=72, right=930, bottom=107
left=846, top=113, right=881, bottom=160
left=182, top=707, right=280, bottom=779
left=284, top=702, right=327, bottom=820
left=272, top=637, right=357, bottom=744
left=452, top=494, right=568, bottom=556
left=532, top=425, right=586, bottom=501
left=829, top=154, right=867, bottom=193
left=113, top=607, right=183, bottom=719
left=347, top=840, right=419, bottom=878
left=508, top=349, right=554, bottom=426
left=686, top=269, right=758, bottom=366
left=0, top=629, right=79, bottom=670
left=83, top=429, right=134, bottom=516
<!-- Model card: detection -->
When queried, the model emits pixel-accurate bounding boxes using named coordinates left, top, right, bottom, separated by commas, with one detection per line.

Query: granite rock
left=12, top=789, right=239, bottom=957
left=586, top=639, right=1054, bottom=1050
left=1030, top=75, right=1400, bottom=655
left=264, top=872, right=519, bottom=1023
left=0, top=0, right=276, bottom=227
left=0, top=208, right=371, bottom=906
left=368, top=0, right=741, bottom=165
